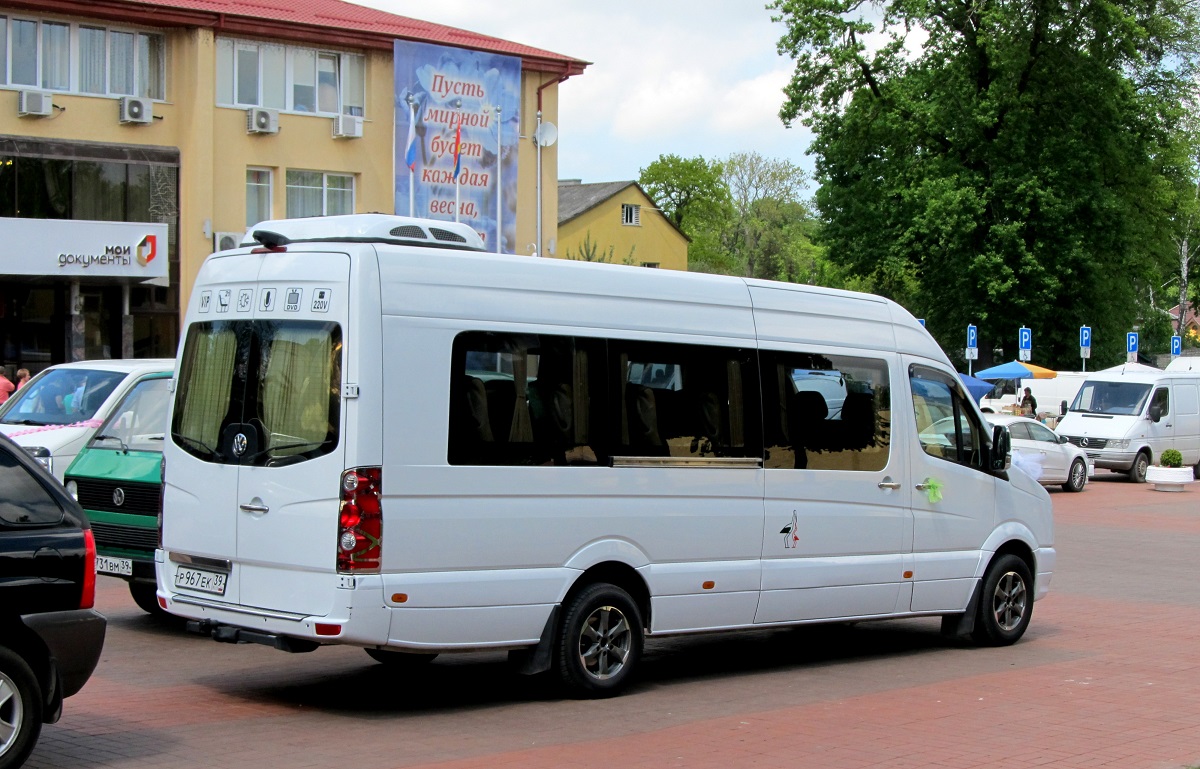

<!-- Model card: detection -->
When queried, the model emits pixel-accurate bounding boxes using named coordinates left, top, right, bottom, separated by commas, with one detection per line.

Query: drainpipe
left=534, top=72, right=570, bottom=257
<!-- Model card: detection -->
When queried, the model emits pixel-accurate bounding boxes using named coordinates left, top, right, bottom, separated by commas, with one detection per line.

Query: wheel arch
left=564, top=561, right=652, bottom=631
left=0, top=619, right=59, bottom=722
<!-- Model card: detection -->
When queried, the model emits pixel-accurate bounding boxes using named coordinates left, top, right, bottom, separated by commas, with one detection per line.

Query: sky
left=353, top=0, right=818, bottom=186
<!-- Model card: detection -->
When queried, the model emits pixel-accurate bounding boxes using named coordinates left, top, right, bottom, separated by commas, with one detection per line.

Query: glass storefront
left=0, top=137, right=180, bottom=376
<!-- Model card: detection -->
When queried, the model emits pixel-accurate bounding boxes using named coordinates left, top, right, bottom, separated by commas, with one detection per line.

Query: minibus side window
left=910, top=367, right=984, bottom=469
left=1148, top=387, right=1169, bottom=420
left=449, top=332, right=604, bottom=466
left=760, top=351, right=891, bottom=471
left=609, top=341, right=759, bottom=460
left=173, top=321, right=244, bottom=461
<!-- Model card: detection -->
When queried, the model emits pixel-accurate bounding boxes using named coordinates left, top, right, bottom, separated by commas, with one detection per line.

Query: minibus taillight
left=81, top=529, right=97, bottom=609
left=337, top=467, right=382, bottom=573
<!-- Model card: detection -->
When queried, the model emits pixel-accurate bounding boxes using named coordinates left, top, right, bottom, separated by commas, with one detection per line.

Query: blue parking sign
left=1080, top=326, right=1091, bottom=348
left=1127, top=332, right=1139, bottom=354
left=967, top=324, right=977, bottom=349
left=1019, top=327, right=1032, bottom=350
left=1172, top=335, right=1183, bottom=356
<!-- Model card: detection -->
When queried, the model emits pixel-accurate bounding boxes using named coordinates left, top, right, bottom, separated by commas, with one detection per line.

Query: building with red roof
left=0, top=0, right=587, bottom=370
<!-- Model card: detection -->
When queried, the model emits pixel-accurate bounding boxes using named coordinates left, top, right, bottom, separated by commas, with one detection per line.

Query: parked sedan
left=989, top=415, right=1092, bottom=492
left=0, top=433, right=106, bottom=769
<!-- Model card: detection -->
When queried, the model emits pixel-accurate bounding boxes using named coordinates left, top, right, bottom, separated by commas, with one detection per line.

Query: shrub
left=1160, top=449, right=1183, bottom=468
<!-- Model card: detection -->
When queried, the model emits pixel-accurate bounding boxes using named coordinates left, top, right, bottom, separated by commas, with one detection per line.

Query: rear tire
left=129, top=582, right=166, bottom=616
left=553, top=583, right=643, bottom=698
left=1062, top=458, right=1087, bottom=492
left=971, top=554, right=1034, bottom=646
left=1130, top=451, right=1150, bottom=483
left=364, top=649, right=438, bottom=667
left=0, top=647, right=42, bottom=769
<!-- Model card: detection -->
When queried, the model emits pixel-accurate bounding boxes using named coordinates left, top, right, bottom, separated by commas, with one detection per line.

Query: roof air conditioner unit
left=246, top=107, right=280, bottom=134
left=118, top=96, right=153, bottom=124
left=18, top=90, right=53, bottom=118
left=332, top=114, right=363, bottom=139
left=213, top=232, right=244, bottom=251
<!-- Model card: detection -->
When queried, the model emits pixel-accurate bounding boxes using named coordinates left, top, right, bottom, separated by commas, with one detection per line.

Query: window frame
left=285, top=170, right=355, bottom=218
left=246, top=167, right=274, bottom=227
left=621, top=203, right=641, bottom=227
left=0, top=14, right=165, bottom=99
left=910, top=364, right=989, bottom=471
left=215, top=36, right=366, bottom=117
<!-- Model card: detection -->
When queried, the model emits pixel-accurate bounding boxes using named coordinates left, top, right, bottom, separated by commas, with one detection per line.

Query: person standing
left=1020, top=386, right=1038, bottom=416
left=15, top=368, right=30, bottom=389
left=0, top=369, right=13, bottom=405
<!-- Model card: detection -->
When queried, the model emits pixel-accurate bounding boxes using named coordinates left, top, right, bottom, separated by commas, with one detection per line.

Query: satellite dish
left=534, top=122, right=558, bottom=147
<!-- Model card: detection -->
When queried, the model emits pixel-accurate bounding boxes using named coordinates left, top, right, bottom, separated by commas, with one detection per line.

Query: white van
left=0, top=358, right=175, bottom=481
left=1056, top=365, right=1200, bottom=481
left=156, top=215, right=1055, bottom=696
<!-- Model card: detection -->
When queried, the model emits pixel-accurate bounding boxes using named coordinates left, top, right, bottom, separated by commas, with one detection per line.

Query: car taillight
left=81, top=529, right=97, bottom=609
left=337, top=467, right=382, bottom=573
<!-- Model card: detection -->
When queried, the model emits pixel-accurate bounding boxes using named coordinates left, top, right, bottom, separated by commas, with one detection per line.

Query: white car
left=0, top=359, right=175, bottom=481
left=989, top=415, right=1092, bottom=492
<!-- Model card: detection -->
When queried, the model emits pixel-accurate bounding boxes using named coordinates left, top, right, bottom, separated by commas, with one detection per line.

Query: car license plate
left=174, top=566, right=228, bottom=596
left=96, top=555, right=133, bottom=576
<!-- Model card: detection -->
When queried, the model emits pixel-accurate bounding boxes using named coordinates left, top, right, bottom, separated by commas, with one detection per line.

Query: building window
left=0, top=15, right=164, bottom=98
left=216, top=38, right=365, bottom=117
left=286, top=171, right=354, bottom=218
left=640, top=262, right=660, bottom=269
left=247, top=168, right=273, bottom=227
left=622, top=204, right=641, bottom=226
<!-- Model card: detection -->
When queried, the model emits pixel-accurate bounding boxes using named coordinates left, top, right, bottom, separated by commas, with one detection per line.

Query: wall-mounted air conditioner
left=246, top=107, right=280, bottom=134
left=118, top=96, right=153, bottom=124
left=18, top=90, right=53, bottom=117
left=332, top=114, right=363, bottom=139
left=213, top=232, right=244, bottom=251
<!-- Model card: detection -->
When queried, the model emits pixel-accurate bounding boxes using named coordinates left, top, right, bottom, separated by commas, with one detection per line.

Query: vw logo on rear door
left=232, top=433, right=248, bottom=457
left=113, top=488, right=125, bottom=507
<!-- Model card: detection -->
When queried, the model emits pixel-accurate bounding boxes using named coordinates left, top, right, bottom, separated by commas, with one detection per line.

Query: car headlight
left=1110, top=439, right=1130, bottom=449
left=24, top=446, right=52, bottom=473
left=65, top=479, right=79, bottom=500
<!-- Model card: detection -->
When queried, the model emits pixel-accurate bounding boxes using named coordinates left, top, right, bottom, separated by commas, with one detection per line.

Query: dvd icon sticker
left=284, top=288, right=302, bottom=312
left=260, top=288, right=276, bottom=312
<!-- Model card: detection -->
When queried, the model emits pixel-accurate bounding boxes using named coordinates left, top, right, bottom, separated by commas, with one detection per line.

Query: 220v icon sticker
left=174, top=566, right=228, bottom=595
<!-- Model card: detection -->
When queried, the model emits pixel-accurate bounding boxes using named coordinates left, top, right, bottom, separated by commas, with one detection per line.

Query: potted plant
left=1146, top=449, right=1194, bottom=491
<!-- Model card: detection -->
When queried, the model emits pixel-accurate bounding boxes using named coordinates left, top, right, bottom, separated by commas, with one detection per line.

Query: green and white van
left=64, top=372, right=173, bottom=614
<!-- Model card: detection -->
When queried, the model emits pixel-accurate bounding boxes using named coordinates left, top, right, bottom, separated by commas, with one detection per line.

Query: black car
left=0, top=434, right=106, bottom=769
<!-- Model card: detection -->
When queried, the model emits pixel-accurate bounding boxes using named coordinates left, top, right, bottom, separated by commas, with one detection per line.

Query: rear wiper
left=244, top=439, right=331, bottom=462
left=171, top=433, right=224, bottom=460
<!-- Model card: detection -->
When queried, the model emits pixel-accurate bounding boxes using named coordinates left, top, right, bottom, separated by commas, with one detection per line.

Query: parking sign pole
left=1080, top=326, right=1091, bottom=372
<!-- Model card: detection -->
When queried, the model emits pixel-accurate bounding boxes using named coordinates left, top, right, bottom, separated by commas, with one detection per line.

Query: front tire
left=1063, top=458, right=1087, bottom=492
left=554, top=583, right=643, bottom=697
left=971, top=554, right=1034, bottom=646
left=0, top=647, right=42, bottom=769
left=1130, top=451, right=1150, bottom=483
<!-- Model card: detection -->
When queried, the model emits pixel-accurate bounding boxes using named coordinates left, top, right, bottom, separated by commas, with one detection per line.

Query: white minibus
left=157, top=215, right=1055, bottom=696
left=1056, top=364, right=1200, bottom=481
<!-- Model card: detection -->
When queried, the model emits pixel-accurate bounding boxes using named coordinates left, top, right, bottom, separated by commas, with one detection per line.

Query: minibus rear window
left=172, top=320, right=341, bottom=465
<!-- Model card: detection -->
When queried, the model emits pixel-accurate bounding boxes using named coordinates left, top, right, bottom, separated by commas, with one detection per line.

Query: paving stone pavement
left=25, top=471, right=1200, bottom=769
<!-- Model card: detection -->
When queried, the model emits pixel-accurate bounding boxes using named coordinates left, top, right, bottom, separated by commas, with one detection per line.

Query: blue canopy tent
left=958, top=373, right=994, bottom=404
left=972, top=361, right=1057, bottom=380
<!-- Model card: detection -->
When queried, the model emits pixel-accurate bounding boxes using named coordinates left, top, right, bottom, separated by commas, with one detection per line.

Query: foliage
left=638, top=155, right=731, bottom=230
left=565, top=231, right=636, bottom=265
left=770, top=0, right=1200, bottom=369
left=1159, top=449, right=1183, bottom=468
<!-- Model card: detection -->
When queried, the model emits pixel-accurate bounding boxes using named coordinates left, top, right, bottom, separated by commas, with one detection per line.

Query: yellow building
left=0, top=0, right=585, bottom=372
left=557, top=180, right=688, bottom=270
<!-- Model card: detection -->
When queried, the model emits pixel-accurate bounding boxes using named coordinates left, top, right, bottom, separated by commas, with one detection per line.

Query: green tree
left=771, top=0, right=1200, bottom=368
left=638, top=155, right=730, bottom=230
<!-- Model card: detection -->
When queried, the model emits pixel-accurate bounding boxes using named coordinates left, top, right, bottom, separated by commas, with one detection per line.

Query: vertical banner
left=394, top=41, right=521, bottom=253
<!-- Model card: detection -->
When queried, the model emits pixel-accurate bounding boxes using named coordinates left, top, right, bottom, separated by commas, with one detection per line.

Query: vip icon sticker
left=311, top=288, right=332, bottom=313
left=284, top=288, right=302, bottom=312
left=237, top=289, right=253, bottom=312
left=199, top=291, right=212, bottom=313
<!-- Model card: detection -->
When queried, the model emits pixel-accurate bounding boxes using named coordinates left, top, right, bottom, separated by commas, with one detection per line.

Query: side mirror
left=1148, top=405, right=1162, bottom=422
left=1060, top=400, right=1068, bottom=416
left=990, top=424, right=1011, bottom=472
left=1058, top=434, right=1069, bottom=444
